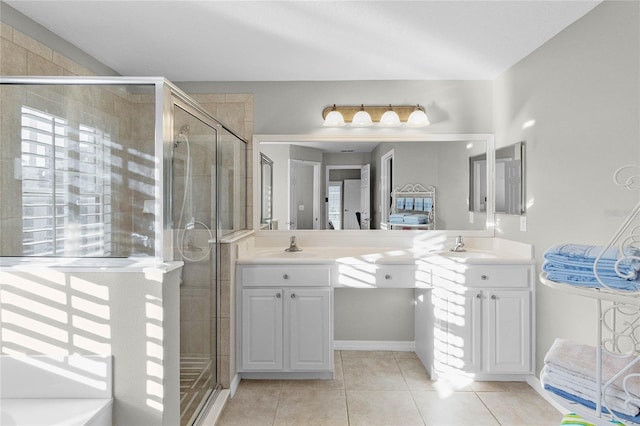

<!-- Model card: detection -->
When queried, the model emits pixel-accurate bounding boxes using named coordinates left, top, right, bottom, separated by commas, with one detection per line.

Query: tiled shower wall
left=1, top=21, right=254, bottom=389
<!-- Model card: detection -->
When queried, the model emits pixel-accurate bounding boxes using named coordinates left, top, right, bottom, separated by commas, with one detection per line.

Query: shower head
left=173, top=125, right=191, bottom=148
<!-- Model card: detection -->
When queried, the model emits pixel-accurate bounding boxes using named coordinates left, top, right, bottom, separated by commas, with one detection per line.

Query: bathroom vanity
left=235, top=237, right=535, bottom=381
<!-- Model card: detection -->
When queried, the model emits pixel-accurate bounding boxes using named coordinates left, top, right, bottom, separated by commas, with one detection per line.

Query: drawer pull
left=276, top=293, right=281, bottom=298
left=476, top=293, right=482, bottom=299
left=481, top=275, right=488, bottom=280
left=283, top=274, right=289, bottom=279
left=491, top=294, right=497, bottom=300
left=385, top=274, right=392, bottom=280
left=290, top=293, right=296, bottom=299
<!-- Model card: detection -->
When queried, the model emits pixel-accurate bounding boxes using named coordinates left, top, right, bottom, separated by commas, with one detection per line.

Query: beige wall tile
left=1, top=21, right=13, bottom=40
left=52, top=51, right=94, bottom=76
left=0, top=39, right=27, bottom=75
left=27, top=51, right=63, bottom=75
left=13, top=29, right=52, bottom=60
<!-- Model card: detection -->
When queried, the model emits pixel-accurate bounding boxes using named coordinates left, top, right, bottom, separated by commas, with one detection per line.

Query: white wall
left=494, top=1, right=640, bottom=375
left=0, top=266, right=182, bottom=426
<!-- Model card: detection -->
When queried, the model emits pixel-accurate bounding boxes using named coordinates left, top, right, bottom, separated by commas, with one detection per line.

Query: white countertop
left=236, top=246, right=534, bottom=265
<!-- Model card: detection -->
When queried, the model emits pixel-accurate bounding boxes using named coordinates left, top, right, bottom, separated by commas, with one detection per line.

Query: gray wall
left=177, top=80, right=493, bottom=135
left=493, top=1, right=640, bottom=375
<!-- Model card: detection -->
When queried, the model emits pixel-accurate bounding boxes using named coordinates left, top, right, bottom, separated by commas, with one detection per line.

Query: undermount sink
left=440, top=250, right=498, bottom=259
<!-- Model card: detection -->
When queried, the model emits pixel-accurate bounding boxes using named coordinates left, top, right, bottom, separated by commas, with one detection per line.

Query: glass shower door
left=172, top=103, right=220, bottom=426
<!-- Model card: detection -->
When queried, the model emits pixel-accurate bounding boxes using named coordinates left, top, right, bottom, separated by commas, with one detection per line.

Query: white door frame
left=325, top=164, right=367, bottom=229
left=380, top=149, right=394, bottom=230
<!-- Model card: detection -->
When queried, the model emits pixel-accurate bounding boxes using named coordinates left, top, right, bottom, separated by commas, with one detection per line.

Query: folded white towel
left=541, top=364, right=640, bottom=416
left=544, top=338, right=640, bottom=391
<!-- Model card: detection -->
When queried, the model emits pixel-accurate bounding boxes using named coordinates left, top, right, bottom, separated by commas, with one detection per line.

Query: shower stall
left=0, top=77, right=247, bottom=425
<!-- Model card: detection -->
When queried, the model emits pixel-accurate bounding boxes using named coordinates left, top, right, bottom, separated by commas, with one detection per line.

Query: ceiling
left=6, top=1, right=601, bottom=82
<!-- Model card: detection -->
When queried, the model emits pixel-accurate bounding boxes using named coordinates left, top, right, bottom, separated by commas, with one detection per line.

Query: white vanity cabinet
left=238, top=264, right=333, bottom=374
left=418, top=262, right=533, bottom=378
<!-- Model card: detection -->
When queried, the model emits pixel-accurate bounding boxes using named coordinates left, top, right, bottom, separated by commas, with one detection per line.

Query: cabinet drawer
left=241, top=265, right=332, bottom=287
left=464, top=266, right=530, bottom=287
left=432, top=265, right=530, bottom=288
left=376, top=266, right=417, bottom=288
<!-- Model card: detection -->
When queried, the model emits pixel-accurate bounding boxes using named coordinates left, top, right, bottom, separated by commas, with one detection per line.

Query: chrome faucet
left=450, top=235, right=466, bottom=252
left=285, top=235, right=302, bottom=252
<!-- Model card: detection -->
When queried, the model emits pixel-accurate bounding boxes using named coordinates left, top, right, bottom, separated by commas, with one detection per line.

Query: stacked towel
left=404, top=214, right=428, bottom=224
left=389, top=213, right=410, bottom=224
left=414, top=198, right=424, bottom=211
left=542, top=244, right=640, bottom=291
left=396, top=197, right=405, bottom=210
left=389, top=214, right=428, bottom=224
left=541, top=338, right=640, bottom=420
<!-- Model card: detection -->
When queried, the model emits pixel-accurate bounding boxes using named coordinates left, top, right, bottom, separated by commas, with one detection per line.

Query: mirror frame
left=252, top=133, right=495, bottom=237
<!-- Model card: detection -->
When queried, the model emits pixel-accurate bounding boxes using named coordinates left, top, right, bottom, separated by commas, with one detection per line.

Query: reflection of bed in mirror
left=254, top=134, right=495, bottom=236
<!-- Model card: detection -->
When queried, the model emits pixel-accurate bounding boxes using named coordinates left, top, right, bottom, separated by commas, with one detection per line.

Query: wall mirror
left=260, top=153, right=274, bottom=228
left=470, top=141, right=525, bottom=215
left=253, top=134, right=495, bottom=236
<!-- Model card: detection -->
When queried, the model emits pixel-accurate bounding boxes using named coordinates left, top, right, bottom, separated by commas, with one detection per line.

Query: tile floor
left=216, top=350, right=564, bottom=425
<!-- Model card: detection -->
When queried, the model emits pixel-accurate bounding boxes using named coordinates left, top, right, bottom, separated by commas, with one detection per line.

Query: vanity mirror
left=469, top=141, right=525, bottom=215
left=253, top=134, right=495, bottom=235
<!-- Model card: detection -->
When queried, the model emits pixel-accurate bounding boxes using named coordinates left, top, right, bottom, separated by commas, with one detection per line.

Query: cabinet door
left=286, top=288, right=332, bottom=371
left=241, top=288, right=283, bottom=370
left=430, top=288, right=482, bottom=375
left=449, top=289, right=483, bottom=373
left=485, top=289, right=531, bottom=373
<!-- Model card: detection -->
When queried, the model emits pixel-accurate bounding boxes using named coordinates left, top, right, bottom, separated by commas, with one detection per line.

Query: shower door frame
left=169, top=93, right=224, bottom=425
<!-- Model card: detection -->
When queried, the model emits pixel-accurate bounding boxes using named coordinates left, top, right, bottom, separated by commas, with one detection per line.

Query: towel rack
left=388, top=183, right=436, bottom=230
left=540, top=164, right=640, bottom=425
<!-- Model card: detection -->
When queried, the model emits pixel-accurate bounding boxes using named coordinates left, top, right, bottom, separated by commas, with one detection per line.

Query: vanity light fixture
left=322, top=104, right=430, bottom=128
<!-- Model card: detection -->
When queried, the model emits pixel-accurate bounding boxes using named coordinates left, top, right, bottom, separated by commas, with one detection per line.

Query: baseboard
left=333, top=340, right=415, bottom=352
left=526, top=374, right=566, bottom=414
left=229, top=373, right=241, bottom=398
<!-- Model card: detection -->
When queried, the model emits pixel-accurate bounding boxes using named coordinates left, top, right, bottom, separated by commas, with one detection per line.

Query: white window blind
left=21, top=106, right=112, bottom=256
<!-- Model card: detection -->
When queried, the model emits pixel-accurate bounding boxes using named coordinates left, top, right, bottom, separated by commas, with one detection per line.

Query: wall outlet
left=520, top=216, right=527, bottom=232
left=298, top=204, right=304, bottom=211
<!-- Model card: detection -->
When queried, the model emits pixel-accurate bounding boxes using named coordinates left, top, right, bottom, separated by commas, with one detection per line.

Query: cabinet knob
left=276, top=293, right=281, bottom=298
left=476, top=293, right=482, bottom=299
left=290, top=293, right=296, bottom=299
left=283, top=274, right=289, bottom=279
left=490, top=294, right=497, bottom=300
left=385, top=274, right=392, bottom=280
left=481, top=274, right=488, bottom=280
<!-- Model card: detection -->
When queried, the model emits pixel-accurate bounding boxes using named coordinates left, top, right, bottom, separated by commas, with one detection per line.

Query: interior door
left=343, top=179, right=361, bottom=229
left=360, top=164, right=371, bottom=230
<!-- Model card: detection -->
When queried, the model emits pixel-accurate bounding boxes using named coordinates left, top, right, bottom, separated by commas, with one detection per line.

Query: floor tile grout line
left=474, top=390, right=502, bottom=426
